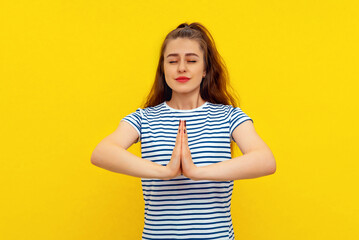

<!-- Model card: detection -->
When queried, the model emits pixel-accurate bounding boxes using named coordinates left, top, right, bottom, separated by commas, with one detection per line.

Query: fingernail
left=184, top=120, right=186, bottom=128
left=179, top=120, right=181, bottom=133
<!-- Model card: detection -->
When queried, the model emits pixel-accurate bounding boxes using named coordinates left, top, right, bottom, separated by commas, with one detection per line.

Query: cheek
left=164, top=64, right=174, bottom=73
left=163, top=65, right=170, bottom=75
left=195, top=66, right=205, bottom=76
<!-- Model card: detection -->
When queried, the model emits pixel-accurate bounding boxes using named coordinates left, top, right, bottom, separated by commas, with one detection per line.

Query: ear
left=203, top=71, right=206, bottom=78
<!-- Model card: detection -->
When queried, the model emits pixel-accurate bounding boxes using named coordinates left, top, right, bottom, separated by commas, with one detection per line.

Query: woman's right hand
left=163, top=120, right=183, bottom=180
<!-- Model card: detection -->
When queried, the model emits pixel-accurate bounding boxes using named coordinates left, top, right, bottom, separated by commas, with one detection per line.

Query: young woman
left=91, top=22, right=276, bottom=240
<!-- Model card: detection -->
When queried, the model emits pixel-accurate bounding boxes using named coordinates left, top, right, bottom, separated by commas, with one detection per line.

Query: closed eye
left=169, top=61, right=197, bottom=63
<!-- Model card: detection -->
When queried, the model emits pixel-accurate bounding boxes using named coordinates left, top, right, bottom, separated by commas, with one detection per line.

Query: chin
left=175, top=88, right=200, bottom=94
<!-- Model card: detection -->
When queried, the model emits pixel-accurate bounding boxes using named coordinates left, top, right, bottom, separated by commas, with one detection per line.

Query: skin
left=163, top=37, right=207, bottom=110
left=162, top=37, right=205, bottom=179
left=166, top=119, right=196, bottom=179
left=91, top=36, right=275, bottom=181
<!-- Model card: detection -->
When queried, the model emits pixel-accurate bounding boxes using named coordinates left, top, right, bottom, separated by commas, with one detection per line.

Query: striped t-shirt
left=121, top=101, right=253, bottom=240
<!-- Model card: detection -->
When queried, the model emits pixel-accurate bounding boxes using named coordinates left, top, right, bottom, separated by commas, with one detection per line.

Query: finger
left=181, top=120, right=187, bottom=146
left=177, top=120, right=182, bottom=152
left=181, top=121, right=189, bottom=165
left=181, top=118, right=184, bottom=133
left=174, top=120, right=181, bottom=150
left=184, top=120, right=188, bottom=146
left=181, top=119, right=184, bottom=147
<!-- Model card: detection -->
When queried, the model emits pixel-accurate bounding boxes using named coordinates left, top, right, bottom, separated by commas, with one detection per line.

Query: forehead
left=164, top=38, right=203, bottom=57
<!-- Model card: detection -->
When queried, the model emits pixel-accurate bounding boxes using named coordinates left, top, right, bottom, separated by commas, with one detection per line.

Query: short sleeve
left=229, top=106, right=254, bottom=143
left=120, top=108, right=143, bottom=143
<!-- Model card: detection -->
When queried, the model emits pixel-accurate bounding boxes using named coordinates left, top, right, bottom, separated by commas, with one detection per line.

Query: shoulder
left=206, top=102, right=241, bottom=117
left=206, top=102, right=230, bottom=112
left=140, top=102, right=166, bottom=115
left=129, top=102, right=166, bottom=115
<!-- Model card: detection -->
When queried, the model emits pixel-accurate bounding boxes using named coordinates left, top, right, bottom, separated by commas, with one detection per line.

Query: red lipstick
left=175, top=76, right=190, bottom=83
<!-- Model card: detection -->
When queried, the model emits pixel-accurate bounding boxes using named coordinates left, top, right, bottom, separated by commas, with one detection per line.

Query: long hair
left=142, top=22, right=242, bottom=155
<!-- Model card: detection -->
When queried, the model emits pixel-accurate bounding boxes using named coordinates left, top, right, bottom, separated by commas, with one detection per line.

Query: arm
left=192, top=120, right=276, bottom=181
left=91, top=121, right=173, bottom=180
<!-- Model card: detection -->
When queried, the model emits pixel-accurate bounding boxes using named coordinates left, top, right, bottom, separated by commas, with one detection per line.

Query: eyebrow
left=166, top=53, right=200, bottom=58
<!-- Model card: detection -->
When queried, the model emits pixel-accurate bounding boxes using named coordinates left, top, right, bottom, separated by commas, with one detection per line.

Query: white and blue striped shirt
left=121, top=101, right=253, bottom=240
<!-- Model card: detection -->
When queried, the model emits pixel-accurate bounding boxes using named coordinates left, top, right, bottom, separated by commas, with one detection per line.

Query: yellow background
left=1, top=0, right=358, bottom=239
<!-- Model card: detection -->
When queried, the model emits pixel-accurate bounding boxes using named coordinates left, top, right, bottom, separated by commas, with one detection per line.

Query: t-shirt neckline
left=164, top=101, right=208, bottom=112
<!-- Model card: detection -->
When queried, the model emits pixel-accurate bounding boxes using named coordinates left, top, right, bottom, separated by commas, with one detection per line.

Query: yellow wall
left=1, top=0, right=358, bottom=239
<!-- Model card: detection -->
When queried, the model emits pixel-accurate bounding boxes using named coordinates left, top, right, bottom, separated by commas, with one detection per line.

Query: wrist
left=159, top=165, right=175, bottom=180
left=188, top=165, right=203, bottom=181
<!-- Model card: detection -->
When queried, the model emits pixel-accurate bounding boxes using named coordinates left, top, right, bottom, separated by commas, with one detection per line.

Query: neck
left=166, top=92, right=206, bottom=110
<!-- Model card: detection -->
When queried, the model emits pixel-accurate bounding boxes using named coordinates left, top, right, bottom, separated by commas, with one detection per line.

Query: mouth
left=175, top=77, right=190, bottom=82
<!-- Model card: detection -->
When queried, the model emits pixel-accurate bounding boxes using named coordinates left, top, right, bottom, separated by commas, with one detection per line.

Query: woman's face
left=163, top=38, right=206, bottom=94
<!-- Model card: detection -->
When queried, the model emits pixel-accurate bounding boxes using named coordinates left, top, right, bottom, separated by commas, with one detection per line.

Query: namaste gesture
left=165, top=120, right=198, bottom=180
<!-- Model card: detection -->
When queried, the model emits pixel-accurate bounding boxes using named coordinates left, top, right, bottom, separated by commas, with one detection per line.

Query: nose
left=178, top=59, right=187, bottom=72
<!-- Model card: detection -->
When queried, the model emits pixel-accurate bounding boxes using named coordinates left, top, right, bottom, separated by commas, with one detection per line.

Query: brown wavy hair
left=142, top=22, right=243, bottom=155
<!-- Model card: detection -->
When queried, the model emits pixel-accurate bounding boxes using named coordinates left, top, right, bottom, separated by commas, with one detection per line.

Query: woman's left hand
left=181, top=120, right=199, bottom=180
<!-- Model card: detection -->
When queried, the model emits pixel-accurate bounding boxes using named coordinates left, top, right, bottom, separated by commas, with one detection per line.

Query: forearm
left=194, top=150, right=276, bottom=181
left=91, top=141, right=169, bottom=180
